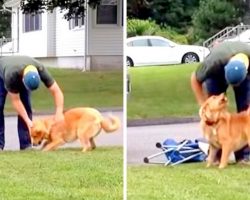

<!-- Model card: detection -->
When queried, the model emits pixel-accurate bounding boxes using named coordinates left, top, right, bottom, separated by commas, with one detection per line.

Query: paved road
left=127, top=122, right=203, bottom=165
left=3, top=111, right=123, bottom=151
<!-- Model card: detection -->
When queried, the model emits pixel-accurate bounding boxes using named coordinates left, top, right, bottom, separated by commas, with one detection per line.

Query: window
left=23, top=13, right=42, bottom=32
left=131, top=39, right=149, bottom=47
left=96, top=0, right=118, bottom=24
left=150, top=39, right=170, bottom=47
left=69, top=16, right=84, bottom=29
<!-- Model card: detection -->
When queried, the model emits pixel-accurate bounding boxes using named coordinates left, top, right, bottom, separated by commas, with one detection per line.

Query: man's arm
left=8, top=92, right=33, bottom=130
left=48, top=81, right=64, bottom=122
left=190, top=72, right=207, bottom=106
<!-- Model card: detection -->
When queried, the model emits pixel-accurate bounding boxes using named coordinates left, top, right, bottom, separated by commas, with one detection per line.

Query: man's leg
left=18, top=86, right=32, bottom=150
left=0, top=77, right=7, bottom=150
left=234, top=76, right=250, bottom=162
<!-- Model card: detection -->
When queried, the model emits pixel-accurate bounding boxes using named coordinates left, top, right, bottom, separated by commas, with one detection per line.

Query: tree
left=192, top=0, right=239, bottom=41
left=142, top=0, right=200, bottom=33
left=20, top=0, right=101, bottom=20
left=0, top=1, right=11, bottom=38
left=127, top=0, right=152, bottom=19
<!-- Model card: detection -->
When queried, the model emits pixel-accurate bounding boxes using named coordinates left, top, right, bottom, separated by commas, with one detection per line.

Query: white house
left=2, top=0, right=123, bottom=70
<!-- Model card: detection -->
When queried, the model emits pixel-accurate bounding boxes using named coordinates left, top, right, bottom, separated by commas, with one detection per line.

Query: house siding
left=55, top=9, right=85, bottom=57
left=47, top=11, right=56, bottom=57
left=86, top=2, right=123, bottom=70
left=19, top=12, right=48, bottom=57
left=87, top=4, right=123, bottom=56
left=88, top=28, right=123, bottom=55
left=5, top=0, right=122, bottom=70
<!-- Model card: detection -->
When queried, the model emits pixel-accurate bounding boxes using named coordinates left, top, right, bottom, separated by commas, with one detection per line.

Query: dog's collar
left=205, top=119, right=218, bottom=126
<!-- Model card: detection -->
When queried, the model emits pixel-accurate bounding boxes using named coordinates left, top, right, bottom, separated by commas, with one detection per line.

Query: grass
left=4, top=68, right=123, bottom=113
left=127, top=163, right=250, bottom=200
left=127, top=64, right=236, bottom=120
left=0, top=147, right=123, bottom=200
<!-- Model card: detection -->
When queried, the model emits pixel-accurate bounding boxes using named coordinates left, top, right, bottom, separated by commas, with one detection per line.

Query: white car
left=126, top=36, right=210, bottom=67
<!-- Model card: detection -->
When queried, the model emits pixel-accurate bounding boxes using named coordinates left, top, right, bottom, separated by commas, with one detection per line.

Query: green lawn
left=127, top=64, right=236, bottom=120
left=128, top=163, right=250, bottom=200
left=0, top=147, right=123, bottom=200
left=5, top=68, right=123, bottom=113
left=127, top=64, right=250, bottom=200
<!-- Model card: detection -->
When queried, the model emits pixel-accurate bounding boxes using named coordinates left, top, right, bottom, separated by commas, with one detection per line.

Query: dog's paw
left=206, top=163, right=212, bottom=168
left=218, top=164, right=226, bottom=169
left=82, top=148, right=92, bottom=152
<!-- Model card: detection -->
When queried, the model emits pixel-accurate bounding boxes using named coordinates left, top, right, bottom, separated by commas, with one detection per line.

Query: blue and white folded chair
left=144, top=138, right=208, bottom=166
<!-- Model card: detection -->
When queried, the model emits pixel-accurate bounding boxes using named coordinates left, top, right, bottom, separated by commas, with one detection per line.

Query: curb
left=127, top=116, right=200, bottom=127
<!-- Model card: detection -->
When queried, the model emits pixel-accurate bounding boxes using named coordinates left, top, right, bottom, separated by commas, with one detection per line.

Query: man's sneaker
left=237, top=159, right=250, bottom=165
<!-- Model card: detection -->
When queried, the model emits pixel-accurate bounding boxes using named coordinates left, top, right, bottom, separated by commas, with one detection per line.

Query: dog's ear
left=219, top=93, right=225, bottom=98
left=199, top=101, right=208, bottom=119
left=199, top=99, right=215, bottom=121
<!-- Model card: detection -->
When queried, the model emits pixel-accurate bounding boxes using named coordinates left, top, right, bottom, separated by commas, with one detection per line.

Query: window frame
left=69, top=15, right=85, bottom=30
left=23, top=13, right=42, bottom=33
left=93, top=0, right=122, bottom=27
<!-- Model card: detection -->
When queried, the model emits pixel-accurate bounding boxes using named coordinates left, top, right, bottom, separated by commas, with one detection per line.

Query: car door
left=127, top=38, right=157, bottom=65
left=149, top=38, right=177, bottom=64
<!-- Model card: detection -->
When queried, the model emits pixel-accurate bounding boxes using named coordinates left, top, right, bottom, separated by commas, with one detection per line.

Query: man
left=191, top=41, right=250, bottom=162
left=0, top=55, right=64, bottom=150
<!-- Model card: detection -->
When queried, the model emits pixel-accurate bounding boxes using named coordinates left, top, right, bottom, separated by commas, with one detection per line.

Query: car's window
left=130, top=39, right=149, bottom=47
left=127, top=41, right=133, bottom=47
left=150, top=39, right=170, bottom=47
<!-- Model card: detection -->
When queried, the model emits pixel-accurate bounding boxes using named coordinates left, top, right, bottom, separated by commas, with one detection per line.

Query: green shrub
left=127, top=19, right=189, bottom=44
left=127, top=19, right=160, bottom=37
left=156, top=28, right=188, bottom=44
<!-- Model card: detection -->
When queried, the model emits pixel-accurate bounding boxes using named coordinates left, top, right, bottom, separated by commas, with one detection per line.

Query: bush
left=127, top=19, right=189, bottom=44
left=156, top=28, right=188, bottom=44
left=127, top=19, right=160, bottom=37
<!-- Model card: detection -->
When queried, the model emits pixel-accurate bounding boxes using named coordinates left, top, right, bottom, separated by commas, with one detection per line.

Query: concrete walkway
left=3, top=110, right=123, bottom=151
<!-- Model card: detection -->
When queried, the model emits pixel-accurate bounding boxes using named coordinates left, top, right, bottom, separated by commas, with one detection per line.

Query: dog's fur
left=30, top=107, right=121, bottom=152
left=199, top=93, right=250, bottom=168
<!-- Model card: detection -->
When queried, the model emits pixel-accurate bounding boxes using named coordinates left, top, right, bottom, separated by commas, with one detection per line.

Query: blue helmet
left=23, top=65, right=40, bottom=91
left=225, top=60, right=247, bottom=85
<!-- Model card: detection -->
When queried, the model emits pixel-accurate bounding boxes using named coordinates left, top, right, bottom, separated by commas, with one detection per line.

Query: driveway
left=127, top=122, right=202, bottom=164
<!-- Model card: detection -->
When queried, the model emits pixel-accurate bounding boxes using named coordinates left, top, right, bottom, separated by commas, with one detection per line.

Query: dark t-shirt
left=196, top=41, right=250, bottom=83
left=0, top=55, right=54, bottom=93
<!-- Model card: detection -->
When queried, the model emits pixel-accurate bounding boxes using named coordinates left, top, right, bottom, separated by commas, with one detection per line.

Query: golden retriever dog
left=30, top=107, right=121, bottom=152
left=199, top=93, right=250, bottom=168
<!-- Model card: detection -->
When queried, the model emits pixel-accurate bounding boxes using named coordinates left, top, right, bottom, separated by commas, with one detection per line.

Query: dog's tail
left=101, top=115, right=121, bottom=133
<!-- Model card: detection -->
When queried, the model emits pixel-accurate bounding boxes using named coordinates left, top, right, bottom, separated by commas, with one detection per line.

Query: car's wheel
left=181, top=52, right=199, bottom=63
left=127, top=57, right=134, bottom=67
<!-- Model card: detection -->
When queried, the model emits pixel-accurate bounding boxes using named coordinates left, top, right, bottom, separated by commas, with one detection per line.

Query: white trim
left=101, top=0, right=118, bottom=5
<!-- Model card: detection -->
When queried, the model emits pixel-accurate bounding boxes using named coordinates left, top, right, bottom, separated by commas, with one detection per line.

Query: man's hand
left=247, top=107, right=250, bottom=115
left=26, top=119, right=33, bottom=133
